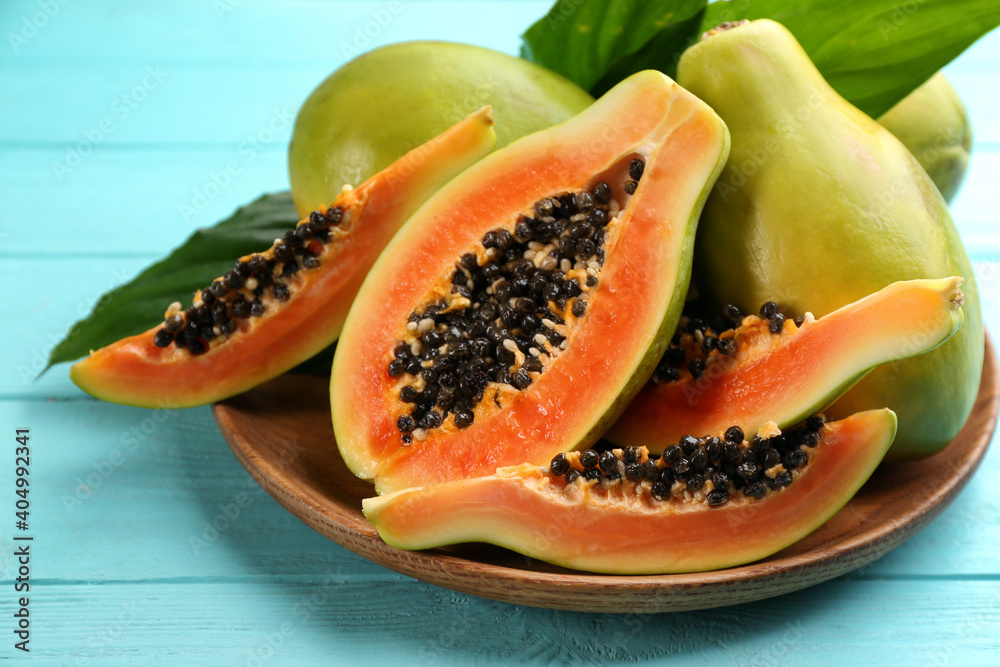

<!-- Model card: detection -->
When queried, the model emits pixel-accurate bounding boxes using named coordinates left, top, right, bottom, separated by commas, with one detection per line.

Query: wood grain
left=212, top=338, right=999, bottom=613
left=4, top=0, right=999, bottom=661
left=24, top=580, right=1000, bottom=664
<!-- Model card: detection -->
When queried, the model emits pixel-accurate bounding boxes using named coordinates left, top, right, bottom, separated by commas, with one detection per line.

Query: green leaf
left=521, top=0, right=707, bottom=95
left=591, top=3, right=706, bottom=95
left=700, top=0, right=1000, bottom=117
left=523, top=0, right=1000, bottom=118
left=46, top=192, right=302, bottom=373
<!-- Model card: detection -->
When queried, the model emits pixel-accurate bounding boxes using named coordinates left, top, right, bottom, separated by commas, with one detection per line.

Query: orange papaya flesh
left=332, top=71, right=731, bottom=494
left=70, top=108, right=497, bottom=408
left=607, top=278, right=964, bottom=453
left=363, top=409, right=897, bottom=574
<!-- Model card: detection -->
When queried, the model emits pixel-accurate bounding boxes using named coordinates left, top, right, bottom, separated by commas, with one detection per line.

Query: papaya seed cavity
left=151, top=205, right=347, bottom=355
left=548, top=415, right=825, bottom=508
left=389, top=161, right=647, bottom=439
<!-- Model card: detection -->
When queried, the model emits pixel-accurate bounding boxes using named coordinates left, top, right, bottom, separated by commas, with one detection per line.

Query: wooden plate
left=213, top=338, right=998, bottom=613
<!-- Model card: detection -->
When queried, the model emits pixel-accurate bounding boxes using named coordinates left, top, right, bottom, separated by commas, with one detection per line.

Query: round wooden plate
left=213, top=338, right=998, bottom=613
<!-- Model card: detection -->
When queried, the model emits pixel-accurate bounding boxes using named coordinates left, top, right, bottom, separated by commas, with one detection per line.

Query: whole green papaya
left=879, top=72, right=972, bottom=203
left=677, top=19, right=983, bottom=461
left=289, top=41, right=594, bottom=217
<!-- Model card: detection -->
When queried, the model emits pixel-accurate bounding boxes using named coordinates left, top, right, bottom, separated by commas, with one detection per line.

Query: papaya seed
left=454, top=410, right=474, bottom=429
left=537, top=416, right=825, bottom=509
left=760, top=301, right=779, bottom=319
left=153, top=329, right=173, bottom=348
left=592, top=181, right=612, bottom=204
left=629, top=157, right=645, bottom=180
left=163, top=313, right=185, bottom=334
left=579, top=450, right=599, bottom=469
left=388, top=183, right=632, bottom=436
left=784, top=448, right=808, bottom=469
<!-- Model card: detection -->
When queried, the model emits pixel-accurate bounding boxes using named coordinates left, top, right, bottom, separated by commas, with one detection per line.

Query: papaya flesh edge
left=332, top=71, right=731, bottom=495
left=608, top=277, right=965, bottom=452
left=69, top=108, right=497, bottom=409
left=363, top=409, right=898, bottom=575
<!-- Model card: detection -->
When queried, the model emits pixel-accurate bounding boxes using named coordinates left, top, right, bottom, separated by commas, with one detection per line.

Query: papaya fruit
left=607, top=278, right=965, bottom=452
left=676, top=19, right=983, bottom=461
left=70, top=108, right=496, bottom=408
left=879, top=72, right=972, bottom=203
left=363, top=410, right=897, bottom=574
left=289, top=41, right=594, bottom=217
left=332, top=71, right=731, bottom=494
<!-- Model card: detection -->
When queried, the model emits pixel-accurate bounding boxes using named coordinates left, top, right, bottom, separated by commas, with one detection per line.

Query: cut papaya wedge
left=608, top=278, right=964, bottom=452
left=70, top=108, right=496, bottom=408
left=332, top=71, right=731, bottom=494
left=363, top=410, right=897, bottom=574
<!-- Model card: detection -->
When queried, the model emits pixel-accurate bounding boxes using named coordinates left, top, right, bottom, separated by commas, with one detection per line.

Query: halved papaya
left=607, top=278, right=965, bottom=452
left=332, top=71, right=731, bottom=494
left=363, top=410, right=897, bottom=574
left=70, top=108, right=497, bottom=408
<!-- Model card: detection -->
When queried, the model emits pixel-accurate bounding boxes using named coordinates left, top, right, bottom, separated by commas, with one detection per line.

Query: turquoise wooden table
left=3, top=1, right=999, bottom=664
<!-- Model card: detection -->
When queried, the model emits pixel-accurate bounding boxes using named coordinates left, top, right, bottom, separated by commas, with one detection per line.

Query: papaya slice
left=363, top=410, right=897, bottom=574
left=607, top=278, right=964, bottom=452
left=70, top=108, right=497, bottom=408
left=332, top=71, right=731, bottom=494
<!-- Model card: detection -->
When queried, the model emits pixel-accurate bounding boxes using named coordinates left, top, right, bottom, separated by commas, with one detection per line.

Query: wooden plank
left=1, top=393, right=997, bottom=586
left=2, top=0, right=550, bottom=61
left=0, top=21, right=995, bottom=148
left=9, top=580, right=1000, bottom=665
left=0, top=64, right=314, bottom=146
left=0, top=147, right=290, bottom=255
left=1, top=257, right=152, bottom=398
left=0, top=400, right=383, bottom=581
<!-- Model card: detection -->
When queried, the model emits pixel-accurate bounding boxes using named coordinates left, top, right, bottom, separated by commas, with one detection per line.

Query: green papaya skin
left=879, top=72, right=972, bottom=203
left=289, top=41, right=594, bottom=217
left=676, top=20, right=983, bottom=461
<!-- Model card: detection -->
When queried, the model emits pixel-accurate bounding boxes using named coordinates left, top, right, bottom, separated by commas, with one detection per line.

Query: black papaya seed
left=724, top=425, right=744, bottom=444
left=592, top=181, right=612, bottom=204
left=629, top=157, right=645, bottom=180
left=153, top=329, right=173, bottom=348
left=599, top=451, right=618, bottom=474
left=707, top=490, right=729, bottom=506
